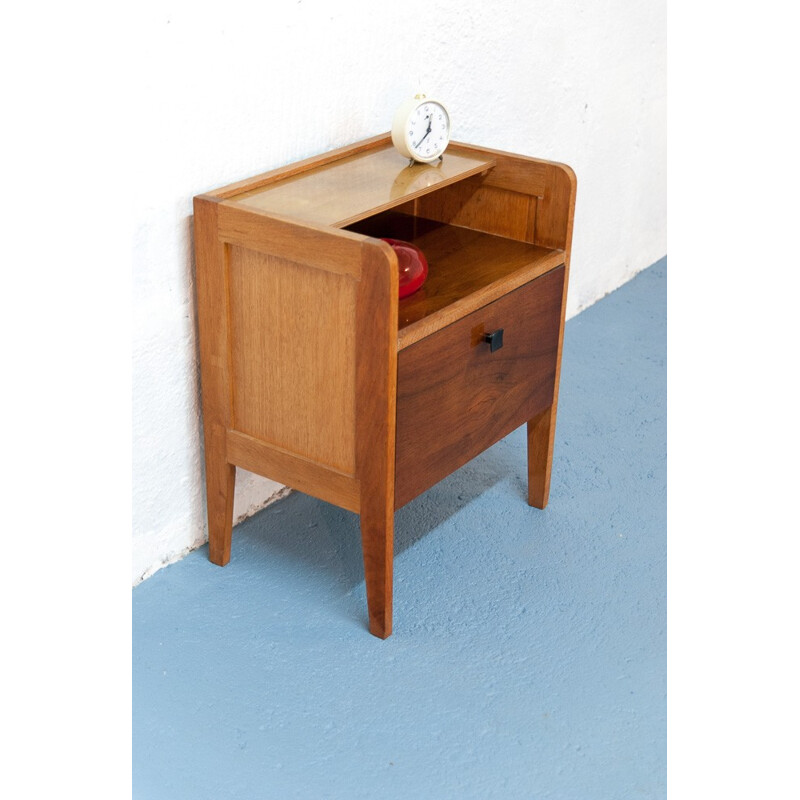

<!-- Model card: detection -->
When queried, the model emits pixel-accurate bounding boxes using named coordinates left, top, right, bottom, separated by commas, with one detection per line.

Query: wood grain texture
left=395, top=267, right=565, bottom=509
left=228, top=245, right=358, bottom=474
left=193, top=196, right=236, bottom=566
left=217, top=201, right=364, bottom=278
left=228, top=144, right=494, bottom=228
left=227, top=430, right=360, bottom=513
left=355, top=239, right=398, bottom=638
left=527, top=406, right=554, bottom=509
left=413, top=177, right=535, bottom=241
left=445, top=141, right=576, bottom=249
left=209, top=133, right=393, bottom=200
left=446, top=140, right=552, bottom=198
left=533, top=162, right=577, bottom=252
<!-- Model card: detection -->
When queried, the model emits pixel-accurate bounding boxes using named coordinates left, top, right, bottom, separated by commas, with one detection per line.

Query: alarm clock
left=391, top=95, right=451, bottom=164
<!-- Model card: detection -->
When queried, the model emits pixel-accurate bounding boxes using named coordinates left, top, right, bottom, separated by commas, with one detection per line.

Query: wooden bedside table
left=193, top=134, right=576, bottom=638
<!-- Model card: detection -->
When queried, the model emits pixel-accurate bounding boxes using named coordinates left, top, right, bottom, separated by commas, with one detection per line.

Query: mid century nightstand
left=193, top=134, right=576, bottom=637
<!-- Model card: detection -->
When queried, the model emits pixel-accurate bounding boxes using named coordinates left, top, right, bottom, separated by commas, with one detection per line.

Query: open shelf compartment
left=347, top=212, right=566, bottom=349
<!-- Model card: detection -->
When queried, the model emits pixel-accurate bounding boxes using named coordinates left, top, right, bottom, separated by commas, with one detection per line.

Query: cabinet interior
left=346, top=209, right=564, bottom=349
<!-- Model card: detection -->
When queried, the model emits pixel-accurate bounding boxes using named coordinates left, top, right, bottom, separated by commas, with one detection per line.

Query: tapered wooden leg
left=195, top=197, right=236, bottom=568
left=360, top=500, right=394, bottom=639
left=205, top=427, right=235, bottom=566
left=355, top=240, right=398, bottom=639
left=528, top=405, right=557, bottom=509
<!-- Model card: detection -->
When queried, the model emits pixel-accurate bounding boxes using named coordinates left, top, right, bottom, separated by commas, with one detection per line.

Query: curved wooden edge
left=537, top=162, right=577, bottom=256
left=523, top=159, right=576, bottom=510
left=450, top=138, right=576, bottom=170
left=449, top=141, right=574, bottom=195
left=355, top=238, right=398, bottom=638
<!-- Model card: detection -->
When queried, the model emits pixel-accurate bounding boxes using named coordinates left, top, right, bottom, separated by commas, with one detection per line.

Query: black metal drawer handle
left=483, top=329, right=504, bottom=352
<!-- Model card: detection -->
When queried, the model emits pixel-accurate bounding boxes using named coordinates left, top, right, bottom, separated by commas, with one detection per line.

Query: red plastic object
left=382, top=238, right=429, bottom=298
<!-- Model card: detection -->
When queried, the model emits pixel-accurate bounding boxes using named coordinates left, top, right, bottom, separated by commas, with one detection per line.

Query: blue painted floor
left=133, top=258, right=666, bottom=799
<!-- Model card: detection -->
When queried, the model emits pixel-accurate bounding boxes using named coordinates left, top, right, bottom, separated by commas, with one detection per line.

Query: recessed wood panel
left=228, top=245, right=357, bottom=474
left=394, top=267, right=565, bottom=508
left=413, top=178, right=536, bottom=242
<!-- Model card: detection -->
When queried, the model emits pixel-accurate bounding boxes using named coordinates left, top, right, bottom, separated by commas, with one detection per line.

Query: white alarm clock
left=391, top=95, right=451, bottom=164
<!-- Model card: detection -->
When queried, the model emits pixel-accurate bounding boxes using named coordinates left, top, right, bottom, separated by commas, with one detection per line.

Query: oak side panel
left=395, top=267, right=565, bottom=509
left=193, top=197, right=236, bottom=566
left=533, top=162, right=578, bottom=252
left=228, top=245, right=358, bottom=475
left=355, top=239, right=398, bottom=638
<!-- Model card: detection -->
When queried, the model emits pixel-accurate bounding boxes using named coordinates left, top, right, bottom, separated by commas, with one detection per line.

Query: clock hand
left=414, top=114, right=434, bottom=149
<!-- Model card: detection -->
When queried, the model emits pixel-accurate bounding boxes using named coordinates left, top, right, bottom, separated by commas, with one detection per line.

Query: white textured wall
left=132, top=0, right=666, bottom=583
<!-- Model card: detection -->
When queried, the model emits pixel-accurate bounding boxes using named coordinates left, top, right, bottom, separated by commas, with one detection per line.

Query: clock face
left=406, top=101, right=450, bottom=162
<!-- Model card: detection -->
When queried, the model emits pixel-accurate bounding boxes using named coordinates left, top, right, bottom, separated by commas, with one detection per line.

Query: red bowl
left=381, top=238, right=429, bottom=298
